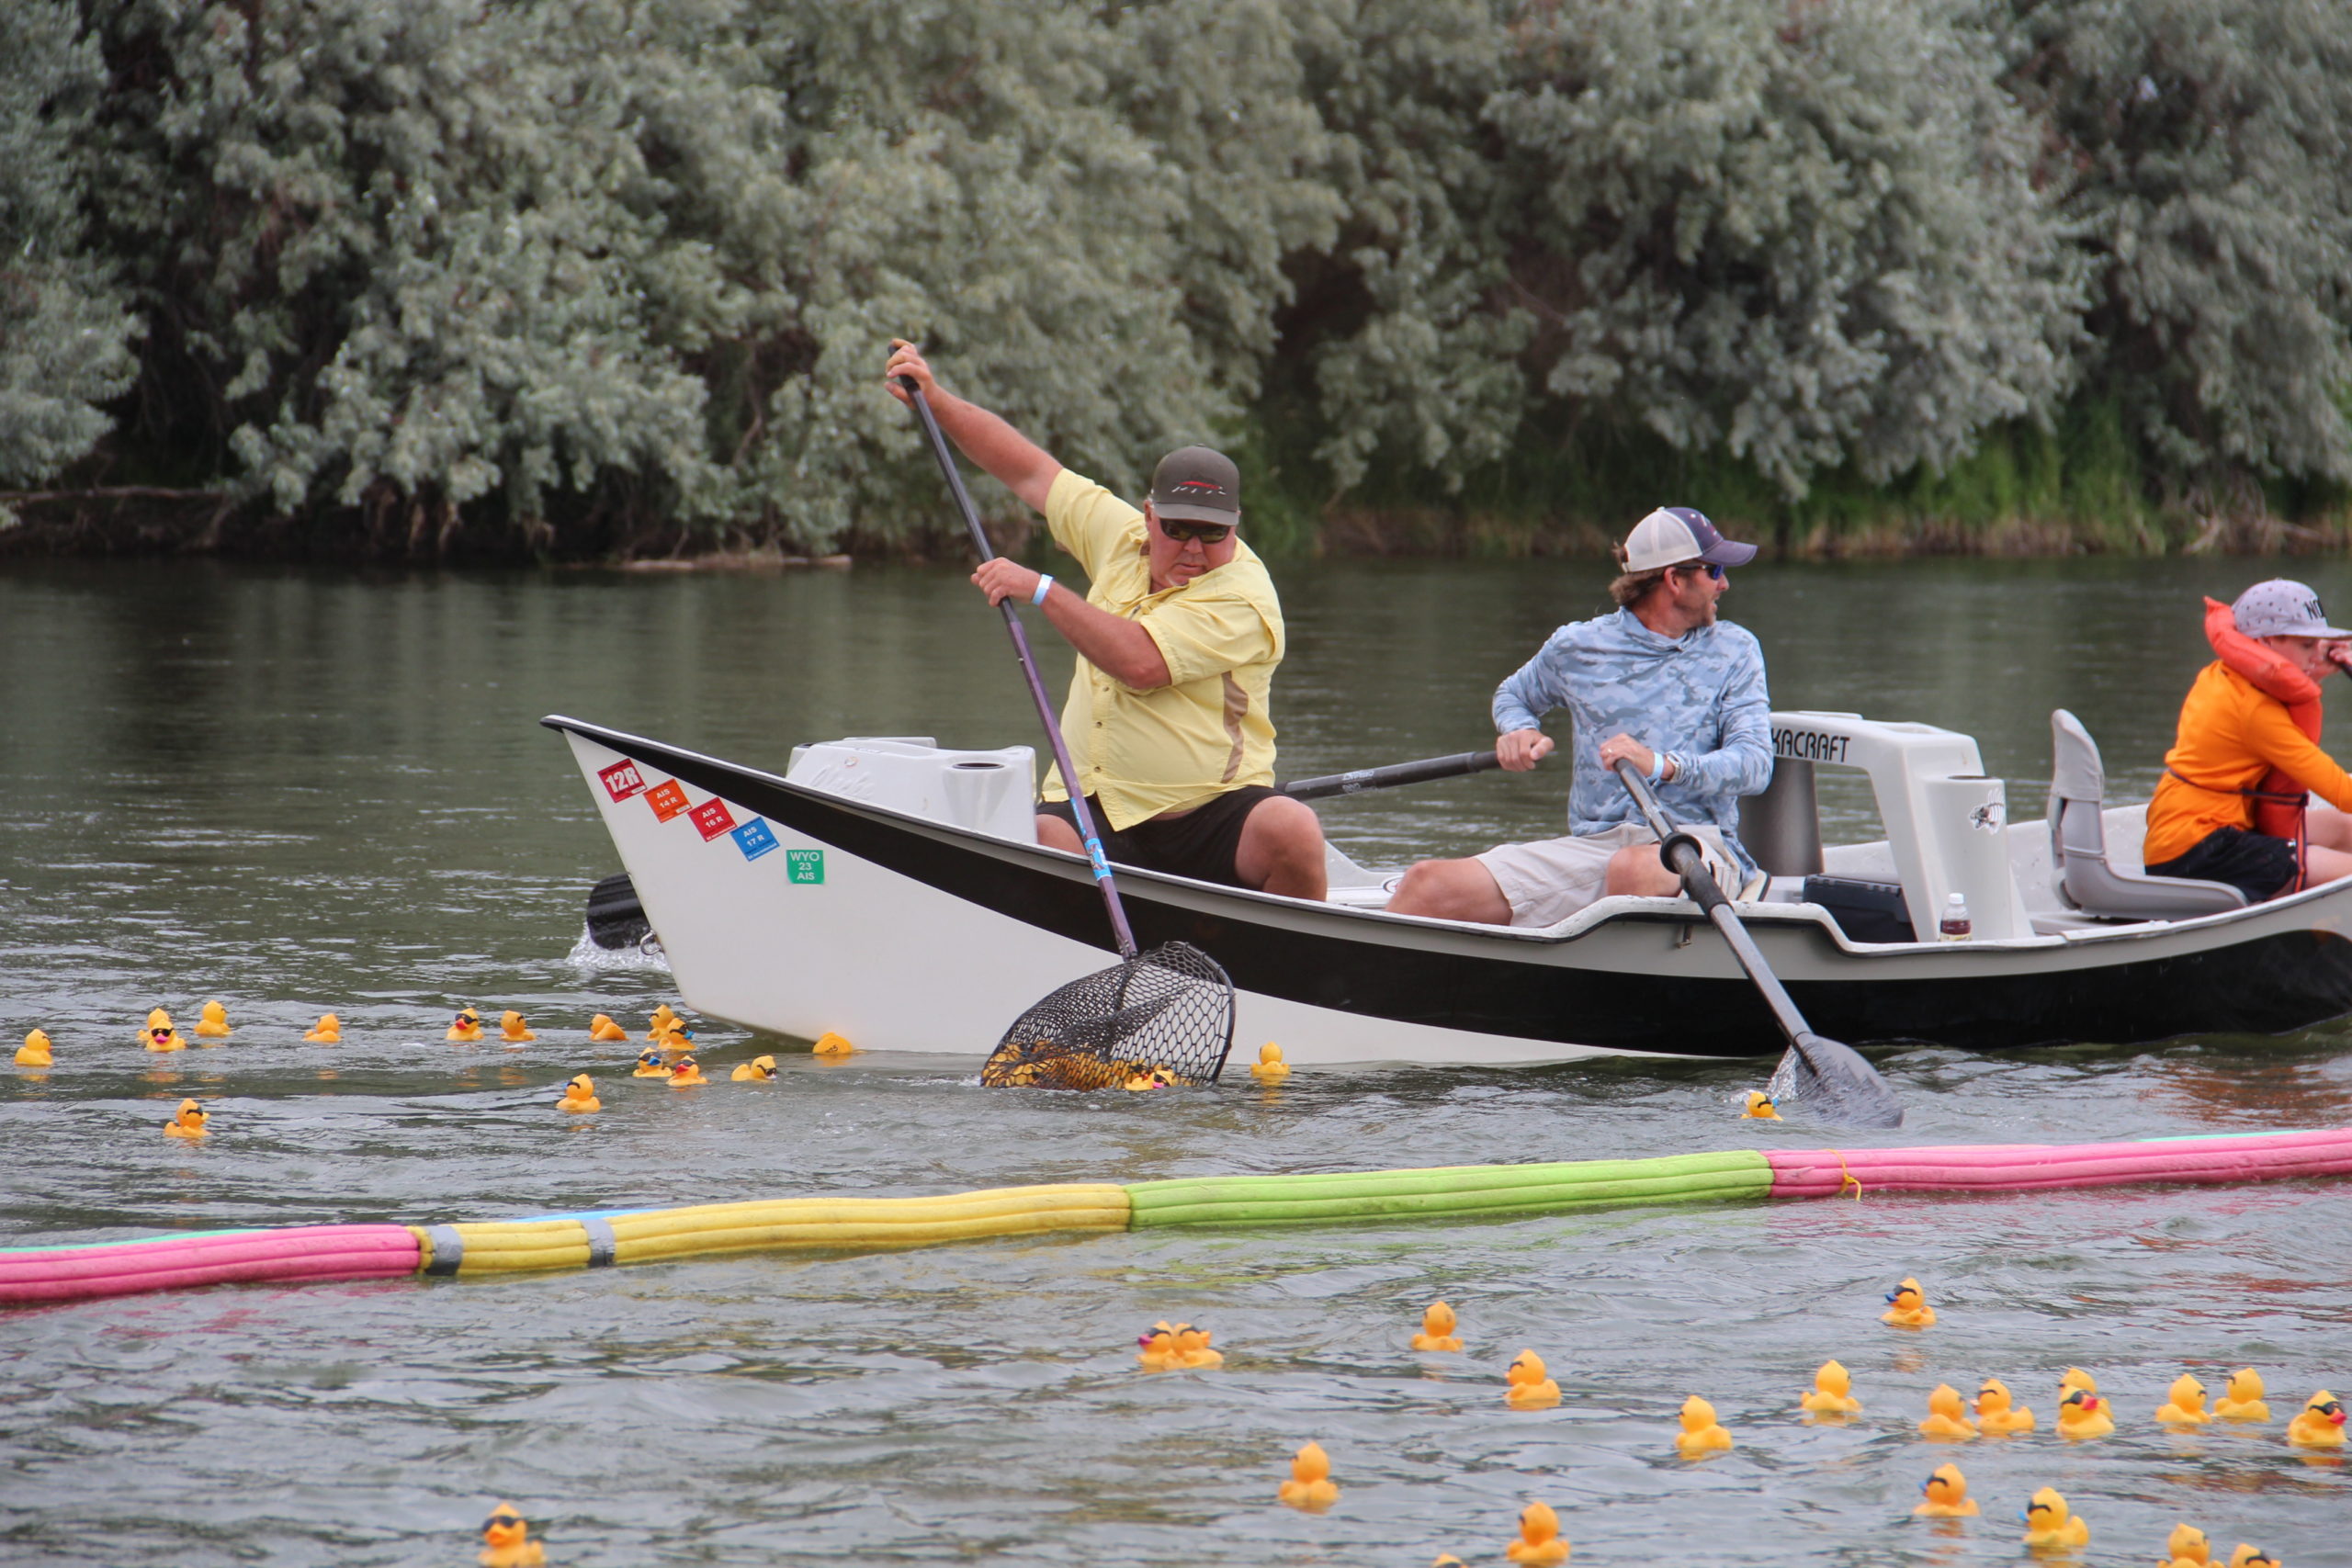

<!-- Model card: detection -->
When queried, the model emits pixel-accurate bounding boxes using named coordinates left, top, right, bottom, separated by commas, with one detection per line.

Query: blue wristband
left=1031, top=574, right=1054, bottom=606
left=1648, top=750, right=1667, bottom=783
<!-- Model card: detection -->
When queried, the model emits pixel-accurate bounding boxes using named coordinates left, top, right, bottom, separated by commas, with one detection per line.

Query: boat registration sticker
left=645, top=780, right=689, bottom=821
left=598, top=760, right=647, bottom=801
left=689, top=798, right=736, bottom=840
left=786, top=849, right=824, bottom=885
left=730, top=818, right=778, bottom=861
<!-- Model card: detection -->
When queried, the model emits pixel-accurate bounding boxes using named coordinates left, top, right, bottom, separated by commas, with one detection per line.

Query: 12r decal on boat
left=598, top=760, right=646, bottom=801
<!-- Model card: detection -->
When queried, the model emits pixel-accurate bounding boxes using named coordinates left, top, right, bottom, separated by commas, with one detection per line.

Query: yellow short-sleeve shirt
left=1037, top=468, right=1284, bottom=830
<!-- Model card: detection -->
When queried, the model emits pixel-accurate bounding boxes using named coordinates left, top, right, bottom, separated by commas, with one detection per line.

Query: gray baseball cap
left=2233, top=579, right=2351, bottom=638
left=1149, top=446, right=1241, bottom=525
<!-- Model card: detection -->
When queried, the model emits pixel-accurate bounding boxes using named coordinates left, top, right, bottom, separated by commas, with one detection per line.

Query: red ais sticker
left=688, top=798, right=736, bottom=840
left=645, top=780, right=689, bottom=821
left=598, top=760, right=647, bottom=801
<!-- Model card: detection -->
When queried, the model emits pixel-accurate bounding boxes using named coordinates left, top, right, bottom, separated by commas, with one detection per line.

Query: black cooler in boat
left=1802, top=875, right=1916, bottom=944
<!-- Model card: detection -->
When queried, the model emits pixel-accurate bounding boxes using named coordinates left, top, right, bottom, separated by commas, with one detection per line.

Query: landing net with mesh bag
left=980, top=942, right=1237, bottom=1089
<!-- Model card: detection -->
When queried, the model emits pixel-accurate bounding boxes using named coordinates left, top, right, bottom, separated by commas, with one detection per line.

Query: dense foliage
left=3, top=0, right=2346, bottom=554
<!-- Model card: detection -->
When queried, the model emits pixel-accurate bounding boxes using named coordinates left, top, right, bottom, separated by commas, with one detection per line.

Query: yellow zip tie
left=1825, top=1149, right=1865, bottom=1200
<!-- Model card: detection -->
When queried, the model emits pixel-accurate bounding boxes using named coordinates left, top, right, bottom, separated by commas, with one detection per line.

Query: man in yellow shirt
left=884, top=340, right=1326, bottom=898
left=2143, top=579, right=2352, bottom=898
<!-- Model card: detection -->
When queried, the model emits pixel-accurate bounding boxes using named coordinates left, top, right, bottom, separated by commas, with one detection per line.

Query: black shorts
left=2143, top=825, right=2299, bottom=902
left=1039, top=785, right=1278, bottom=890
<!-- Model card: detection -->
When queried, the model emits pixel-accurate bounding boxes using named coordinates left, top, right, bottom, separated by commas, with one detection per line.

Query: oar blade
left=1771, top=1032, right=1904, bottom=1129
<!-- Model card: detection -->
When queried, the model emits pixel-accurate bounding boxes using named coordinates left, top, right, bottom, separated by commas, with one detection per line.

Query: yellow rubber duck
left=2227, top=1545, right=2282, bottom=1567
left=446, top=1007, right=484, bottom=1043
left=142, top=1009, right=187, bottom=1052
left=811, top=1031, right=855, bottom=1056
left=1801, top=1359, right=1862, bottom=1416
left=1275, top=1441, right=1339, bottom=1512
left=2022, top=1487, right=2090, bottom=1553
left=1974, top=1377, right=2034, bottom=1434
left=163, top=1098, right=209, bottom=1140
left=479, top=1502, right=547, bottom=1568
left=2214, top=1368, right=2269, bottom=1423
left=2060, top=1367, right=2099, bottom=1397
left=630, top=1046, right=667, bottom=1077
left=1505, top=1500, right=1571, bottom=1566
left=556, top=1074, right=600, bottom=1113
left=651, top=1022, right=695, bottom=1053
left=303, top=1013, right=342, bottom=1043
left=1676, top=1394, right=1733, bottom=1456
left=647, top=1003, right=681, bottom=1033
left=2286, top=1390, right=2346, bottom=1449
left=588, top=1012, right=629, bottom=1042
left=499, top=1010, right=536, bottom=1043
left=667, top=1055, right=707, bottom=1087
left=1504, top=1349, right=1560, bottom=1409
left=2161, top=1522, right=2214, bottom=1568
left=2156, top=1372, right=2211, bottom=1427
left=2056, top=1387, right=2115, bottom=1440
left=1883, top=1276, right=1936, bottom=1327
left=1742, top=1089, right=1781, bottom=1120
left=730, top=1054, right=778, bottom=1081
left=1136, top=1321, right=1223, bottom=1371
left=1250, top=1042, right=1290, bottom=1083
left=1411, top=1300, right=1463, bottom=1352
left=1914, top=1461, right=1979, bottom=1517
left=16, top=1029, right=54, bottom=1067
left=193, top=999, right=232, bottom=1038
left=1918, top=1382, right=1979, bottom=1440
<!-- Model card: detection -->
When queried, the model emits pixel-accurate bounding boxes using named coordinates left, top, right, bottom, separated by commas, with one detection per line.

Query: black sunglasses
left=1157, top=518, right=1233, bottom=546
left=1672, top=561, right=1725, bottom=581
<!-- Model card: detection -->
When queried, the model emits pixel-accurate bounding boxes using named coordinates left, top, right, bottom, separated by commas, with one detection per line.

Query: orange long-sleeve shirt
left=2143, top=661, right=2352, bottom=864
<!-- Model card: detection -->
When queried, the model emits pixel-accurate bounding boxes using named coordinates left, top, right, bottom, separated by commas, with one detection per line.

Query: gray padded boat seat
left=2048, top=709, right=2247, bottom=919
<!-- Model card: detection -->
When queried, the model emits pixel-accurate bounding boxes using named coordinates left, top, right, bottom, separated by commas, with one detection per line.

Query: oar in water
left=1611, top=758, right=1904, bottom=1128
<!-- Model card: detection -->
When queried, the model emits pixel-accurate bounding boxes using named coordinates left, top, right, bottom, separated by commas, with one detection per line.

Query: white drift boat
left=546, top=709, right=2352, bottom=1066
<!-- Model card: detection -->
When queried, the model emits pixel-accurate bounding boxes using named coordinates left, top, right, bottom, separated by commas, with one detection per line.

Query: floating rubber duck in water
left=2227, top=1545, right=2282, bottom=1568
left=1974, top=1377, right=2034, bottom=1435
left=2060, top=1367, right=2098, bottom=1397
left=2021, top=1487, right=2090, bottom=1553
left=1676, top=1394, right=1733, bottom=1456
left=1801, top=1359, right=1862, bottom=1416
left=1136, top=1321, right=1223, bottom=1371
left=556, top=1074, right=600, bottom=1113
left=446, top=1008, right=484, bottom=1043
left=2156, top=1373, right=2211, bottom=1427
left=588, top=1012, right=628, bottom=1042
left=499, top=1010, right=536, bottom=1043
left=1505, top=1501, right=1571, bottom=1566
left=1918, top=1383, right=1979, bottom=1440
left=2160, top=1523, right=2213, bottom=1568
left=1883, top=1277, right=1936, bottom=1327
left=1121, top=1065, right=1177, bottom=1092
left=1914, top=1462, right=1979, bottom=1517
left=2287, top=1390, right=2346, bottom=1449
left=1250, top=1043, right=1290, bottom=1083
left=730, top=1055, right=778, bottom=1082
left=2215, top=1368, right=2269, bottom=1423
left=163, top=1098, right=208, bottom=1140
left=630, top=1046, right=667, bottom=1078
left=647, top=1004, right=681, bottom=1034
left=15, top=1029, right=53, bottom=1067
left=1411, top=1300, right=1462, bottom=1352
left=810, top=1031, right=855, bottom=1056
left=667, top=1055, right=707, bottom=1088
left=142, top=1009, right=187, bottom=1052
left=303, top=1013, right=341, bottom=1043
left=479, top=1502, right=547, bottom=1568
left=1742, top=1089, right=1781, bottom=1120
left=1504, top=1349, right=1560, bottom=1409
left=2056, top=1387, right=2114, bottom=1440
left=1275, top=1441, right=1339, bottom=1512
left=193, top=999, right=232, bottom=1039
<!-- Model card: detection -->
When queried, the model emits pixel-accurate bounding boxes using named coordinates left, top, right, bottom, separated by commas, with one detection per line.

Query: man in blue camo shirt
left=1387, top=506, right=1773, bottom=927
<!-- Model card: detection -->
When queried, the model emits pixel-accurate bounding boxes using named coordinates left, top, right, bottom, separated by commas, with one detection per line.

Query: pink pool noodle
left=1768, top=1127, right=2352, bottom=1197
left=0, top=1224, right=421, bottom=1305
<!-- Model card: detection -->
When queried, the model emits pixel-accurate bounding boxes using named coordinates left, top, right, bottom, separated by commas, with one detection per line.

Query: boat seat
left=2047, top=709, right=2247, bottom=919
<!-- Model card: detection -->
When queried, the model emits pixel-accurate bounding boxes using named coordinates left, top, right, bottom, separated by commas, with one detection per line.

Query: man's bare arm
left=970, top=559, right=1170, bottom=688
left=883, top=340, right=1060, bottom=513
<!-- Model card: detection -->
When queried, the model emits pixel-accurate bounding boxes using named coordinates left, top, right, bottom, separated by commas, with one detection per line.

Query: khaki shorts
left=1476, top=820, right=1765, bottom=930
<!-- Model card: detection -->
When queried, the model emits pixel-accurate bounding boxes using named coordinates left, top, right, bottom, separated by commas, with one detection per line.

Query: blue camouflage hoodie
left=1491, top=607, right=1772, bottom=869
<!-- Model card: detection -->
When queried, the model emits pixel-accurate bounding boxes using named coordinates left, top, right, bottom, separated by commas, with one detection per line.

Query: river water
left=1, top=557, right=2347, bottom=1565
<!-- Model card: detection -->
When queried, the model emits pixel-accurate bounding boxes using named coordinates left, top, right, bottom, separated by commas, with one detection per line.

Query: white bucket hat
left=2233, top=579, right=2351, bottom=638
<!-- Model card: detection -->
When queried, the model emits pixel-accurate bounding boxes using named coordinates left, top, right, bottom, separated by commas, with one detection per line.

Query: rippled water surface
left=1, top=557, right=2348, bottom=1565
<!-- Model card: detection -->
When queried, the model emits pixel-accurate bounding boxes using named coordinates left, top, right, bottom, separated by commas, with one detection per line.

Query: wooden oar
left=1278, top=749, right=1503, bottom=801
left=1612, top=758, right=1904, bottom=1128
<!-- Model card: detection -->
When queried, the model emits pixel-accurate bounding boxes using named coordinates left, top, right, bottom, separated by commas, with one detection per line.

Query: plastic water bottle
left=1939, top=891, right=1973, bottom=942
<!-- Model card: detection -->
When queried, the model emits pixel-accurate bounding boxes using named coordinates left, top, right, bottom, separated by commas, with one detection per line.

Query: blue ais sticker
left=786, top=848, right=825, bottom=885
left=730, top=818, right=779, bottom=862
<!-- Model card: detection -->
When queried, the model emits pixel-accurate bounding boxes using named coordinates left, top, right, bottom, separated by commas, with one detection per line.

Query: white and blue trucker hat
left=2233, top=579, right=2351, bottom=638
left=1620, top=506, right=1758, bottom=572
